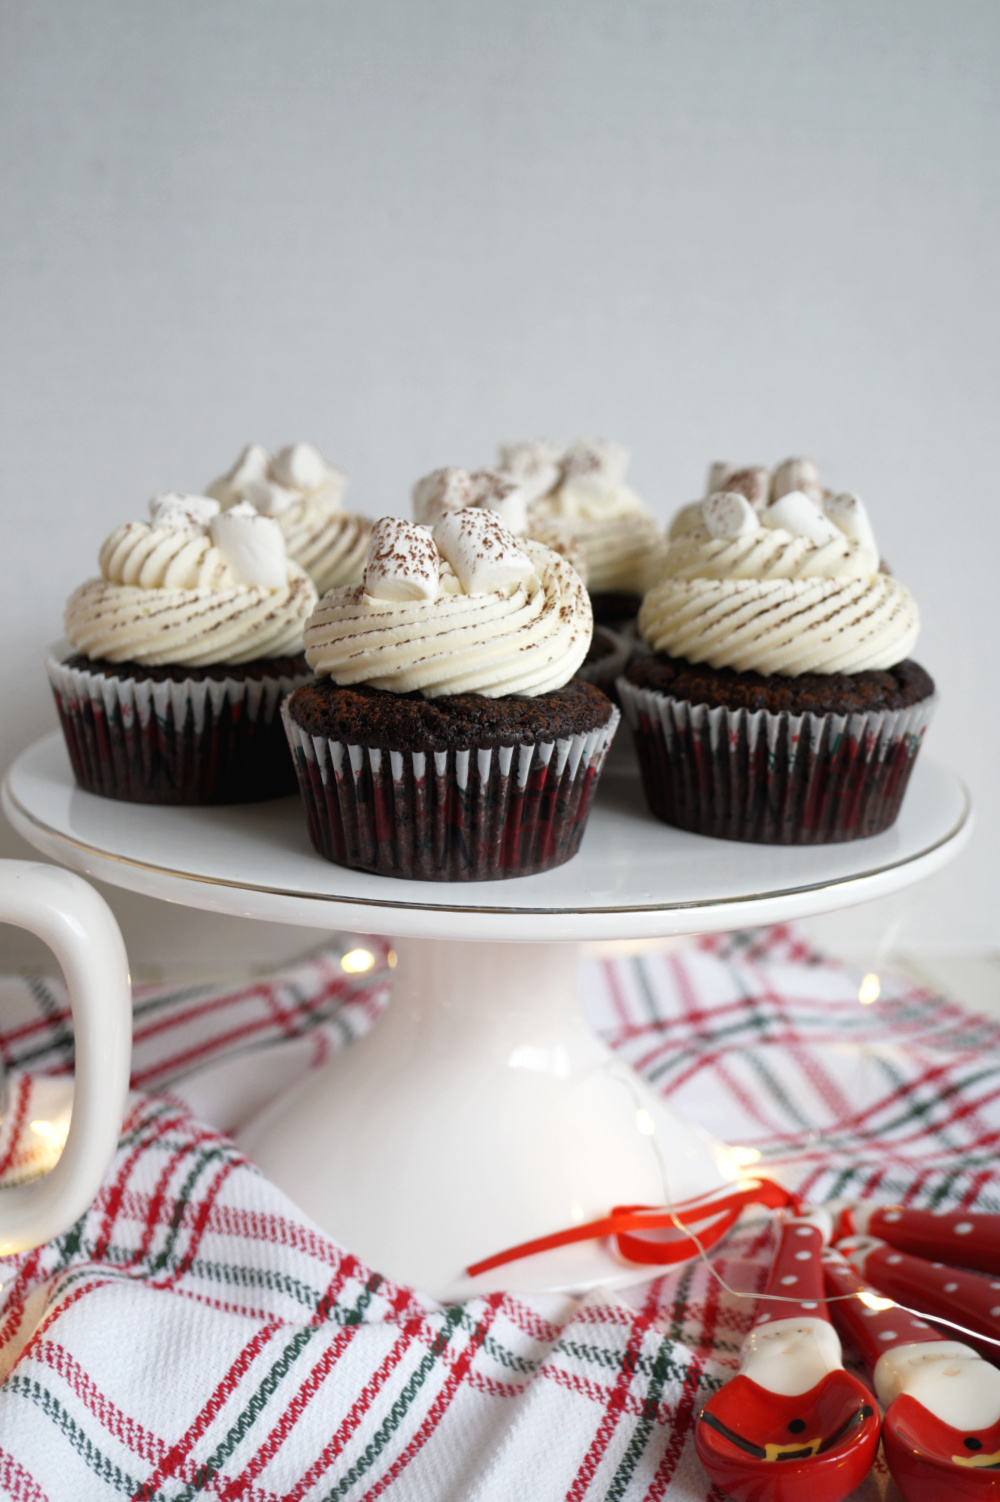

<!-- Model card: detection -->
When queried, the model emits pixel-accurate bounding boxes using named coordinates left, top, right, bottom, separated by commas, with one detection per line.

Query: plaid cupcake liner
left=48, top=653, right=311, bottom=805
left=617, top=675, right=936, bottom=845
left=283, top=700, right=620, bottom=880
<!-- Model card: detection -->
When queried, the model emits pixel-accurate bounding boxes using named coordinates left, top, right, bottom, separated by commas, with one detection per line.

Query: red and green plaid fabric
left=0, top=925, right=996, bottom=1500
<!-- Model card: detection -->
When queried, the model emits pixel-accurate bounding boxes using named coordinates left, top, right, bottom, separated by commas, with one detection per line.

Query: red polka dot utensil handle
left=758, top=1208, right=831, bottom=1320
left=838, top=1235, right=1000, bottom=1361
left=822, top=1248, right=945, bottom=1368
left=840, top=1203, right=1000, bottom=1276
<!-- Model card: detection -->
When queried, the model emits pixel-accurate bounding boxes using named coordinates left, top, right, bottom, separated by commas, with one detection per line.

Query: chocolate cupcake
left=208, top=441, right=372, bottom=594
left=284, top=510, right=618, bottom=880
left=619, top=477, right=935, bottom=844
left=494, top=438, right=666, bottom=625
left=51, top=493, right=317, bottom=803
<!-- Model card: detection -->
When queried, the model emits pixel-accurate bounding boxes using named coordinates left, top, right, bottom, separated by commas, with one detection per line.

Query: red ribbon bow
left=466, top=1177, right=800, bottom=1279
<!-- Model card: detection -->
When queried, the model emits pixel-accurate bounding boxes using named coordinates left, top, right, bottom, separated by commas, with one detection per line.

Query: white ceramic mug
left=0, top=860, right=132, bottom=1254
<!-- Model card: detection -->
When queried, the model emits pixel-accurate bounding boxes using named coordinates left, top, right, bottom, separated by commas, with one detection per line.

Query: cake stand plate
left=2, top=732, right=971, bottom=942
left=3, top=734, right=972, bottom=1299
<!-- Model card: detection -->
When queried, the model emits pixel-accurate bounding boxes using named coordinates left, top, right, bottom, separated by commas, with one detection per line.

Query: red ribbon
left=466, top=1177, right=800, bottom=1279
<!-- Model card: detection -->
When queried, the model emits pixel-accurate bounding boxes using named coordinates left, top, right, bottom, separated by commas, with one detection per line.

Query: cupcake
left=208, top=441, right=372, bottom=594
left=283, top=509, right=618, bottom=880
left=619, top=477, right=935, bottom=844
left=494, top=438, right=666, bottom=624
left=50, top=493, right=317, bottom=803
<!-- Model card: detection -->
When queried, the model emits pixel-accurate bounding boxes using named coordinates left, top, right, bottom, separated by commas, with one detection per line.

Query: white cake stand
left=3, top=732, right=972, bottom=1300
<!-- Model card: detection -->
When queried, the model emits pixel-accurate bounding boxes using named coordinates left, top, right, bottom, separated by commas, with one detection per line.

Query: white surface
left=2, top=732, right=972, bottom=943
left=1, top=1, right=999, bottom=949
left=0, top=861, right=132, bottom=1254
left=239, top=937, right=737, bottom=1299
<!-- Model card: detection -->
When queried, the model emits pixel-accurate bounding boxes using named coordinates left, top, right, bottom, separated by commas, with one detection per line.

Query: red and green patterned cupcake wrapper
left=48, top=654, right=311, bottom=805
left=616, top=675, right=936, bottom=845
left=282, top=701, right=620, bottom=881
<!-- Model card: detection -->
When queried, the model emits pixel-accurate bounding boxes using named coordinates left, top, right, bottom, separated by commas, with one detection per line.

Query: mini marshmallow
left=227, top=443, right=270, bottom=486
left=467, top=470, right=528, bottom=534
left=705, top=462, right=733, bottom=495
left=825, top=492, right=879, bottom=561
left=560, top=438, right=630, bottom=497
left=498, top=437, right=564, bottom=472
left=210, top=502, right=288, bottom=589
left=717, top=465, right=762, bottom=507
left=149, top=493, right=221, bottom=530
left=702, top=491, right=761, bottom=539
left=709, top=465, right=770, bottom=510
left=364, top=517, right=440, bottom=601
left=763, top=490, right=843, bottom=547
left=240, top=477, right=299, bottom=517
left=270, top=441, right=332, bottom=494
left=771, top=457, right=823, bottom=505
left=411, top=468, right=476, bottom=526
left=433, top=508, right=534, bottom=595
left=206, top=444, right=270, bottom=507
left=496, top=439, right=564, bottom=503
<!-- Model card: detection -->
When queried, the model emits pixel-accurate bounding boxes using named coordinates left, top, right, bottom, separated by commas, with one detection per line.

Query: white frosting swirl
left=641, top=515, right=919, bottom=675
left=561, top=513, right=665, bottom=594
left=279, top=505, right=371, bottom=594
left=524, top=517, right=590, bottom=584
left=499, top=438, right=662, bottom=595
left=531, top=478, right=649, bottom=525
left=304, top=539, right=592, bottom=698
left=208, top=442, right=371, bottom=592
left=65, top=519, right=317, bottom=666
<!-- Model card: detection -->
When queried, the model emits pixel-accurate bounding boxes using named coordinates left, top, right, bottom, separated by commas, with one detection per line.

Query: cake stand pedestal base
left=238, top=936, right=739, bottom=1301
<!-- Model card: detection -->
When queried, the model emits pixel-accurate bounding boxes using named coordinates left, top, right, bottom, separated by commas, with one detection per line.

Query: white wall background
left=2, top=0, right=998, bottom=961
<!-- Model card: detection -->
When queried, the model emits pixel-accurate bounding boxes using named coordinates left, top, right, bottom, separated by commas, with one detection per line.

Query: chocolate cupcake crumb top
left=625, top=652, right=934, bottom=718
left=289, top=677, right=613, bottom=752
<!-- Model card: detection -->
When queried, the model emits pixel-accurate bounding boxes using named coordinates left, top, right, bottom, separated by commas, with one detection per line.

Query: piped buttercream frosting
left=304, top=516, right=592, bottom=698
left=64, top=497, right=317, bottom=666
left=644, top=484, right=918, bottom=676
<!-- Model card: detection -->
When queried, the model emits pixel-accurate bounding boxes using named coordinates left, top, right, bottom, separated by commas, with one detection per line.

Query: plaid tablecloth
left=0, top=925, right=997, bottom=1501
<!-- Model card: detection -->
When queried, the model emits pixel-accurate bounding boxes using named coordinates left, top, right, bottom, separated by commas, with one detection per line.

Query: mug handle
left=0, top=860, right=132, bottom=1254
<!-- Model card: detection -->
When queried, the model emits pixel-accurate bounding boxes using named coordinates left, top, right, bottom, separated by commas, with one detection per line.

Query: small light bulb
left=30, top=1120, right=56, bottom=1139
left=731, top=1146, right=762, bottom=1167
left=858, top=1290, right=895, bottom=1312
left=858, top=973, right=880, bottom=1006
left=386, top=949, right=398, bottom=969
left=341, top=948, right=375, bottom=974
left=635, top=1108, right=656, bottom=1137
